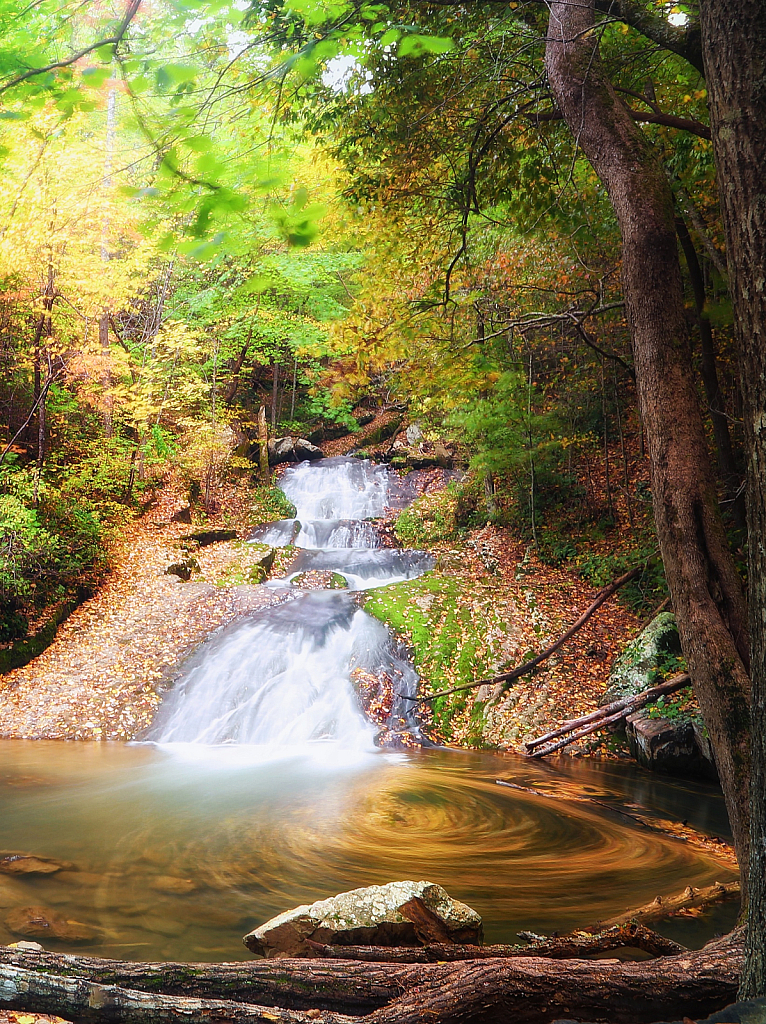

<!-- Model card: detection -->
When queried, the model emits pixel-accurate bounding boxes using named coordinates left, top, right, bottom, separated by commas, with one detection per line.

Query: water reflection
left=0, top=741, right=737, bottom=961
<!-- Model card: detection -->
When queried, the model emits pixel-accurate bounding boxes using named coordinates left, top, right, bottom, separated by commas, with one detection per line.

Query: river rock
left=267, top=437, right=324, bottom=464
left=291, top=570, right=348, bottom=590
left=5, top=905, right=96, bottom=943
left=166, top=557, right=199, bottom=582
left=625, top=711, right=718, bottom=780
left=601, top=612, right=682, bottom=704
left=243, top=880, right=482, bottom=957
left=0, top=853, right=70, bottom=875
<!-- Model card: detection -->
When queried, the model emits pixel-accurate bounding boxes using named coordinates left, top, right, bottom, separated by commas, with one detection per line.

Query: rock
left=601, top=612, right=682, bottom=704
left=267, top=437, right=323, bottom=464
left=0, top=853, right=70, bottom=875
left=149, top=875, right=197, bottom=895
left=291, top=570, right=348, bottom=590
left=696, top=997, right=766, bottom=1024
left=294, top=438, right=323, bottom=461
left=243, top=880, right=482, bottom=957
left=406, top=423, right=423, bottom=445
left=9, top=940, right=44, bottom=951
left=166, top=557, right=199, bottom=582
left=181, top=529, right=237, bottom=548
left=171, top=506, right=193, bottom=524
left=625, top=712, right=718, bottom=780
left=5, top=906, right=97, bottom=943
left=248, top=544, right=276, bottom=583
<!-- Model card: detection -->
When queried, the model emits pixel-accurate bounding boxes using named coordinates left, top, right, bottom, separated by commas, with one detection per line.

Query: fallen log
left=305, top=922, right=686, bottom=962
left=0, top=947, right=404, bottom=1013
left=0, top=929, right=743, bottom=1024
left=594, top=880, right=741, bottom=930
left=0, top=964, right=356, bottom=1023
left=524, top=672, right=691, bottom=757
left=402, top=565, right=643, bottom=708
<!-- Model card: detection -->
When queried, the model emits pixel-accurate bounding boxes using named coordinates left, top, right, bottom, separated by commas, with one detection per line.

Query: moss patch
left=363, top=572, right=511, bottom=743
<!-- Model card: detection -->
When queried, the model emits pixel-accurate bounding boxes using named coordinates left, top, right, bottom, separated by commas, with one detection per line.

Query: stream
left=0, top=458, right=738, bottom=962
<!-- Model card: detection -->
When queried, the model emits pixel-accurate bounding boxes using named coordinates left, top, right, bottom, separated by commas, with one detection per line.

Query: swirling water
left=0, top=458, right=738, bottom=961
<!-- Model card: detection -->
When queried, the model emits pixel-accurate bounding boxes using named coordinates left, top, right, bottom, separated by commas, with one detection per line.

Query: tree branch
left=0, top=0, right=142, bottom=94
left=402, top=565, right=643, bottom=707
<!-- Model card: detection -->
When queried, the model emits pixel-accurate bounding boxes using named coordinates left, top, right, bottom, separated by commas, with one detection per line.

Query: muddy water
left=0, top=742, right=736, bottom=961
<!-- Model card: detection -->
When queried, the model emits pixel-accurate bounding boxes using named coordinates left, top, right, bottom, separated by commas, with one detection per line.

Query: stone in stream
left=5, top=905, right=97, bottom=943
left=290, top=570, right=348, bottom=590
left=243, top=880, right=482, bottom=957
left=602, top=613, right=716, bottom=778
left=0, top=852, right=71, bottom=875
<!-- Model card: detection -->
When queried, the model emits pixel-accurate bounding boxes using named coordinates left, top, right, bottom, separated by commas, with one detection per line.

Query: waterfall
left=149, top=458, right=430, bottom=750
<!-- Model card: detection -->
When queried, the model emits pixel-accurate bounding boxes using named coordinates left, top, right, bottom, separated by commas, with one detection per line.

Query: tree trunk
left=675, top=214, right=744, bottom=531
left=0, top=930, right=742, bottom=1024
left=258, top=404, right=270, bottom=485
left=697, top=0, right=766, bottom=997
left=545, top=0, right=751, bottom=879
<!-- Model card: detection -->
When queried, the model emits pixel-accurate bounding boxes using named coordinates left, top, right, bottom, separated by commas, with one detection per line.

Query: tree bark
left=545, top=0, right=751, bottom=879
left=697, top=0, right=766, bottom=997
left=675, top=215, right=744, bottom=527
left=0, top=931, right=743, bottom=1024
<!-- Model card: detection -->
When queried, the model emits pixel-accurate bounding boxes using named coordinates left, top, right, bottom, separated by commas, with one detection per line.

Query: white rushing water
left=150, top=458, right=430, bottom=750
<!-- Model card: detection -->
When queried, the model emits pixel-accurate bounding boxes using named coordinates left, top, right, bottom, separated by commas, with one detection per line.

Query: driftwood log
left=595, top=880, right=741, bottom=930
left=0, top=928, right=743, bottom=1024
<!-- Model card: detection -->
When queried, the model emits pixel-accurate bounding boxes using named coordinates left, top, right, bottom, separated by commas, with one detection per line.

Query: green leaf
left=398, top=34, right=454, bottom=57
left=81, top=66, right=112, bottom=88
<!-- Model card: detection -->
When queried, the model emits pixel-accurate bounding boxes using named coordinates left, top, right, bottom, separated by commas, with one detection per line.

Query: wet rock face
left=602, top=612, right=682, bottom=704
left=243, top=880, right=483, bottom=957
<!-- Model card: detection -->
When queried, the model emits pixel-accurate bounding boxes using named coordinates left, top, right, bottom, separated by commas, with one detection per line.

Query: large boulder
left=601, top=612, right=682, bottom=705
left=625, top=712, right=718, bottom=780
left=294, top=438, right=323, bottom=461
left=266, top=437, right=324, bottom=465
left=243, top=880, right=482, bottom=957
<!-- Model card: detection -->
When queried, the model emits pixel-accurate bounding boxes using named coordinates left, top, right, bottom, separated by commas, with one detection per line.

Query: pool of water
left=0, top=741, right=737, bottom=961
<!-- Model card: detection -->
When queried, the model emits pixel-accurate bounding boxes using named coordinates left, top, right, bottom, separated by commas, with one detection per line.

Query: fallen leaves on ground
left=0, top=482, right=286, bottom=741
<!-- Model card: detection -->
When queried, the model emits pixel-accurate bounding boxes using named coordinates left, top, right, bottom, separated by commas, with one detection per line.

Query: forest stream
left=0, top=459, right=738, bottom=963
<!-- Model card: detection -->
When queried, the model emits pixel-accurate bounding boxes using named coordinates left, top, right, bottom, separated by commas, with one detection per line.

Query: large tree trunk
left=544, top=0, right=751, bottom=878
left=0, top=931, right=742, bottom=1024
left=697, top=0, right=766, bottom=998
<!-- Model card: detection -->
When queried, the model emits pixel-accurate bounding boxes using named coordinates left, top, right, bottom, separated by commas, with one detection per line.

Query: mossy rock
left=291, top=570, right=348, bottom=590
left=601, top=612, right=683, bottom=704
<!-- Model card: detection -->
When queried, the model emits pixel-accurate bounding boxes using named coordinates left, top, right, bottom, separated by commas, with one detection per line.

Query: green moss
left=247, top=486, right=297, bottom=527
left=363, top=573, right=510, bottom=742
left=393, top=486, right=460, bottom=548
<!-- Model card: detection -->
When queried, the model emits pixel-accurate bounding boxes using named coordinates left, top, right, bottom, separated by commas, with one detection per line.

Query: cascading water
left=149, top=457, right=432, bottom=749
